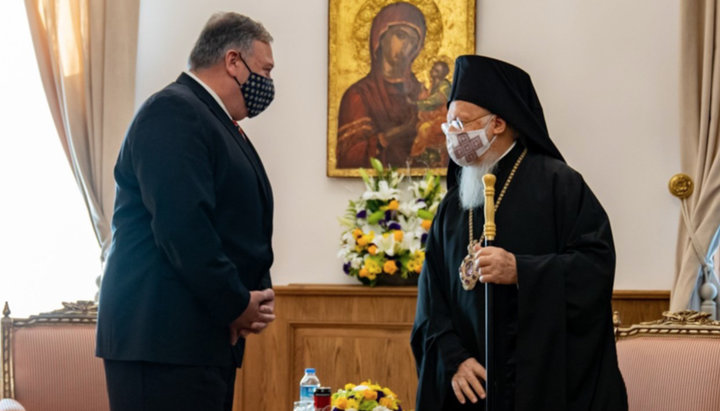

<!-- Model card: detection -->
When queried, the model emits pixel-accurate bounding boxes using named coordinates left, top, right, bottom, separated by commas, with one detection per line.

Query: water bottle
left=299, top=368, right=320, bottom=403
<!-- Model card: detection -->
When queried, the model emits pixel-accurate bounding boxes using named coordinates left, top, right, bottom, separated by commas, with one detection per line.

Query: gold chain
left=468, top=148, right=527, bottom=246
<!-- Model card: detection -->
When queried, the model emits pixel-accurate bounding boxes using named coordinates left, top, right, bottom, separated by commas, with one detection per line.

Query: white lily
left=360, top=224, right=383, bottom=236
left=362, top=180, right=399, bottom=201
left=399, top=215, right=424, bottom=238
left=401, top=233, right=422, bottom=254
left=374, top=234, right=396, bottom=256
left=397, top=199, right=425, bottom=217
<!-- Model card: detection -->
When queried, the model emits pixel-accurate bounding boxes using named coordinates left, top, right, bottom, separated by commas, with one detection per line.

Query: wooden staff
left=482, top=174, right=497, bottom=411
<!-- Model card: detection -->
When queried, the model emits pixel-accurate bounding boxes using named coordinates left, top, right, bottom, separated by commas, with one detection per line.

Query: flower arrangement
left=338, top=158, right=445, bottom=286
left=331, top=381, right=402, bottom=411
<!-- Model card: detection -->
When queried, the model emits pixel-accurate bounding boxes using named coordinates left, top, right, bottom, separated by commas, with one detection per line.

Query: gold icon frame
left=327, top=0, right=476, bottom=177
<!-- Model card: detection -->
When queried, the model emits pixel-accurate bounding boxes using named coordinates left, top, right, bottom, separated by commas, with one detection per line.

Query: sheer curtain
left=672, top=0, right=720, bottom=312
left=24, top=0, right=139, bottom=267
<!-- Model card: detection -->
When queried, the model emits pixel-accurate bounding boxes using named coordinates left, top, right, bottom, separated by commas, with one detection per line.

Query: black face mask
left=234, top=54, right=275, bottom=118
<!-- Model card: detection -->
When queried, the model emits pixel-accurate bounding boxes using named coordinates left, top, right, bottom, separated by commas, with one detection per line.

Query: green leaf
left=367, top=210, right=385, bottom=224
left=370, top=157, right=385, bottom=174
left=417, top=209, right=434, bottom=220
left=358, top=168, right=371, bottom=187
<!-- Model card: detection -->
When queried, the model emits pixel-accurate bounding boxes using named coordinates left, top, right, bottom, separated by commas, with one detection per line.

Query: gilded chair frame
left=1, top=301, right=98, bottom=399
left=615, top=310, right=720, bottom=340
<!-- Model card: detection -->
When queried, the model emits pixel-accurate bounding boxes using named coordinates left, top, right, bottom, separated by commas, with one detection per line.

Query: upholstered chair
left=615, top=310, right=720, bottom=411
left=1, top=301, right=109, bottom=411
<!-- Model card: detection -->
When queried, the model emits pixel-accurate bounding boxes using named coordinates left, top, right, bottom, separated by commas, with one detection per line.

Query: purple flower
left=356, top=210, right=367, bottom=219
left=343, top=262, right=351, bottom=274
left=421, top=233, right=428, bottom=244
left=388, top=222, right=402, bottom=231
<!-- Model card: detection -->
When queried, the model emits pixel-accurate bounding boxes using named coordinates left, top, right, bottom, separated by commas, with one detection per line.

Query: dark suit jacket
left=96, top=73, right=273, bottom=367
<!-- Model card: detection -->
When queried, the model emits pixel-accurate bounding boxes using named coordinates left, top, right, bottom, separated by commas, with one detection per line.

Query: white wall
left=135, top=0, right=680, bottom=290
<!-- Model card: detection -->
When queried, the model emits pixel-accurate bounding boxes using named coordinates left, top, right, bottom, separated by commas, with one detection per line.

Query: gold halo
left=352, top=0, right=443, bottom=80
left=668, top=173, right=694, bottom=199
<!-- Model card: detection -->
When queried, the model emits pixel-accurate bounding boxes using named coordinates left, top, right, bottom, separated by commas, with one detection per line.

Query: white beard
left=459, top=154, right=500, bottom=210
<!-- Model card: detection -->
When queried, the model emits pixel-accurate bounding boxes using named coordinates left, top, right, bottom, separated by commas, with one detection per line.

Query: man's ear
left=492, top=116, right=508, bottom=135
left=225, top=49, right=245, bottom=80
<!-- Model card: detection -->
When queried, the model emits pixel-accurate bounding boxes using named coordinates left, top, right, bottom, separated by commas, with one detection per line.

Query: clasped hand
left=229, top=288, right=275, bottom=345
left=472, top=244, right=517, bottom=285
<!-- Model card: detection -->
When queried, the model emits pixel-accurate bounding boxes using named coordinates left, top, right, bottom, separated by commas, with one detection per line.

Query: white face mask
left=443, top=115, right=496, bottom=167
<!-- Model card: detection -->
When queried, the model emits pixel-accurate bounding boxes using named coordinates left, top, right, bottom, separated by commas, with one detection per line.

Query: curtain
left=673, top=0, right=720, bottom=312
left=24, top=0, right=140, bottom=266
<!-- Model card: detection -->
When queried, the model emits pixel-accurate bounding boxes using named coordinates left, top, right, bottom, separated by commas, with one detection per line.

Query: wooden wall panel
left=233, top=285, right=670, bottom=411
left=291, top=323, right=417, bottom=406
left=611, top=290, right=670, bottom=327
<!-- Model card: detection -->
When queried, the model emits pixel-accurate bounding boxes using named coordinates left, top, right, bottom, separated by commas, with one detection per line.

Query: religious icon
left=327, top=0, right=476, bottom=177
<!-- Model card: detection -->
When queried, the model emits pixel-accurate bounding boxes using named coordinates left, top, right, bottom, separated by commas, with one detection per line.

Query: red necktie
left=232, top=120, right=248, bottom=141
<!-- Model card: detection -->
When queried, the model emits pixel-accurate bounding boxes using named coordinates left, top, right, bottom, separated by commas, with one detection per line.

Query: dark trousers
left=442, top=388, right=515, bottom=411
left=443, top=396, right=485, bottom=411
left=103, top=359, right=236, bottom=411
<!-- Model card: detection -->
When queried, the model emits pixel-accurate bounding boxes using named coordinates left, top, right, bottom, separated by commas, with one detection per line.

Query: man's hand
left=451, top=357, right=487, bottom=404
left=229, top=288, right=275, bottom=345
left=473, top=245, right=517, bottom=285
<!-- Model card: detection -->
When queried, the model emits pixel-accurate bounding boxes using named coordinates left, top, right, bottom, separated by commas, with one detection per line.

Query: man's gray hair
left=189, top=12, right=273, bottom=70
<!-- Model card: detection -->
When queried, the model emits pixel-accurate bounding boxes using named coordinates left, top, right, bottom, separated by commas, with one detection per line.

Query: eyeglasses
left=441, top=113, right=494, bottom=135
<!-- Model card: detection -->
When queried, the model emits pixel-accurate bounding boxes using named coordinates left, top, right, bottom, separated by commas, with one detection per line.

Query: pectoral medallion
left=459, top=240, right=480, bottom=290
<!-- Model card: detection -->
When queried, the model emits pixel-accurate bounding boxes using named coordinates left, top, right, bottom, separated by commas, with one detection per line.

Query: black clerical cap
left=446, top=55, right=565, bottom=188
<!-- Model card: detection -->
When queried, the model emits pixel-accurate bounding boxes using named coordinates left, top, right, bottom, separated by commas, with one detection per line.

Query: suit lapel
left=176, top=73, right=272, bottom=206
left=239, top=132, right=273, bottom=210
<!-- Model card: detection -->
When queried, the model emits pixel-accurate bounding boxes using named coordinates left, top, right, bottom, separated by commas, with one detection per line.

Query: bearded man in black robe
left=410, top=55, right=628, bottom=411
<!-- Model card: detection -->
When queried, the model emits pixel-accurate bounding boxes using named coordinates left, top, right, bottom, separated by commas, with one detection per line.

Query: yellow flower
left=382, top=387, right=397, bottom=398
left=334, top=397, right=348, bottom=409
left=393, top=230, right=403, bottom=242
left=383, top=260, right=398, bottom=275
left=352, top=228, right=363, bottom=239
left=407, top=260, right=418, bottom=272
left=359, top=268, right=369, bottom=278
left=365, top=259, right=382, bottom=275
left=413, top=260, right=423, bottom=273
left=421, top=219, right=432, bottom=231
left=368, top=245, right=378, bottom=255
left=379, top=397, right=395, bottom=408
left=344, top=383, right=356, bottom=390
left=356, top=236, right=370, bottom=247
left=387, top=199, right=399, bottom=210
left=363, top=389, right=378, bottom=401
left=346, top=399, right=359, bottom=409
left=367, top=271, right=377, bottom=281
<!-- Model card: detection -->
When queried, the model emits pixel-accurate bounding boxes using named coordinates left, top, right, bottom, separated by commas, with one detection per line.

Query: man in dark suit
left=96, top=12, right=277, bottom=411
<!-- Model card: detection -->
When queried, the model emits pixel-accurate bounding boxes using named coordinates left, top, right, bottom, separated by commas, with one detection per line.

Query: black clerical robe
left=411, top=143, right=627, bottom=410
